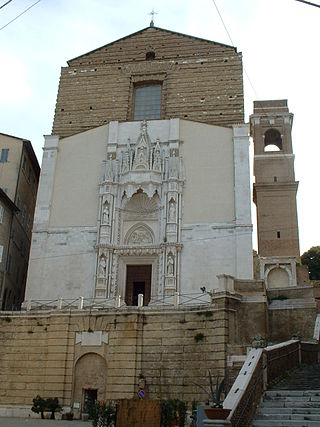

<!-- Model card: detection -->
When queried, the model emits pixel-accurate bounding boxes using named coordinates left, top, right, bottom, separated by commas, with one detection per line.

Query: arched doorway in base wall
left=73, top=353, right=107, bottom=417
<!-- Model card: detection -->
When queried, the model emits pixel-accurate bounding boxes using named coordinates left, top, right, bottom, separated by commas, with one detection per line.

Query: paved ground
left=0, top=419, right=91, bottom=427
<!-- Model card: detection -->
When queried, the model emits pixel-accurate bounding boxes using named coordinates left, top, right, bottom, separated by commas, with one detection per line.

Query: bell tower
left=250, top=100, right=300, bottom=258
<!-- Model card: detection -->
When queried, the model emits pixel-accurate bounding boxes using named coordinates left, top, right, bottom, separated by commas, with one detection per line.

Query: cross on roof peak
left=148, top=9, right=158, bottom=27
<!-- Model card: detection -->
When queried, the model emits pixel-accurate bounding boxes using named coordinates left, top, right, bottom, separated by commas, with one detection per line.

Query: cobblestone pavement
left=0, top=418, right=91, bottom=427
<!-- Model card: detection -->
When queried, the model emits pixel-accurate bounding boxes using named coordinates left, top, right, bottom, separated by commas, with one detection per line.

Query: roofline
left=0, top=132, right=40, bottom=179
left=0, top=132, right=28, bottom=142
left=23, top=140, right=40, bottom=179
left=67, top=25, right=237, bottom=64
left=0, top=188, right=19, bottom=212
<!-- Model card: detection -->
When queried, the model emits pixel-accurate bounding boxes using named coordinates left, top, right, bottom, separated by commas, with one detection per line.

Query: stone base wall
left=0, top=307, right=227, bottom=413
left=0, top=289, right=317, bottom=417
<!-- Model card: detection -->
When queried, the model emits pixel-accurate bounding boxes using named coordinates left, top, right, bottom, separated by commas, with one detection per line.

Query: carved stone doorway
left=125, top=265, right=151, bottom=306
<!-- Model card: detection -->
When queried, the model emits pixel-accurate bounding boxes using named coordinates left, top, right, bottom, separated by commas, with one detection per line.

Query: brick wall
left=52, top=27, right=244, bottom=138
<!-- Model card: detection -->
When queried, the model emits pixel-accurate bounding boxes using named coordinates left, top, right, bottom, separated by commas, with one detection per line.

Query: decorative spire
left=149, top=9, right=157, bottom=27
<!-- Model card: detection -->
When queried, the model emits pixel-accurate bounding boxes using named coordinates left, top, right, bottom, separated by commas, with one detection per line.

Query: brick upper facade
left=52, top=26, right=244, bottom=138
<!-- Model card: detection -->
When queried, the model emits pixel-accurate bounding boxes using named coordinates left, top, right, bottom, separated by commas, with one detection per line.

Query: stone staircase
left=252, top=364, right=320, bottom=426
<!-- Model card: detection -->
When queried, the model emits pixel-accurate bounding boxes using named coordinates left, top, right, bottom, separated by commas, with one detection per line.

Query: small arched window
left=264, top=129, right=282, bottom=151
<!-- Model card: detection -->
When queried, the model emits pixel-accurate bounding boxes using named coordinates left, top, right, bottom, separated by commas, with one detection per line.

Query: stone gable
left=52, top=26, right=244, bottom=138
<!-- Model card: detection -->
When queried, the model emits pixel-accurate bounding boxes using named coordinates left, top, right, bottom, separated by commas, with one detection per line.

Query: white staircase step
left=257, top=407, right=320, bottom=415
left=253, top=421, right=320, bottom=427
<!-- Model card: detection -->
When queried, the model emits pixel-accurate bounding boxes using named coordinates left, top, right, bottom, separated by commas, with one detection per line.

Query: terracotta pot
left=204, top=407, right=231, bottom=420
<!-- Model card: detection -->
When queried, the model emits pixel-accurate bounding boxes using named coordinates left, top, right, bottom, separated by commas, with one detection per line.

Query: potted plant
left=194, top=371, right=231, bottom=420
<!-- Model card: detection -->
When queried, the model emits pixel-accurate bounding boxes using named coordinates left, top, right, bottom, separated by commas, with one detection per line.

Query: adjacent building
left=0, top=133, right=40, bottom=309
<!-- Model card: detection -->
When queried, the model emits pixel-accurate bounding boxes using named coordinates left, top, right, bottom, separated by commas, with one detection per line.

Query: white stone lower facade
left=26, top=119, right=253, bottom=304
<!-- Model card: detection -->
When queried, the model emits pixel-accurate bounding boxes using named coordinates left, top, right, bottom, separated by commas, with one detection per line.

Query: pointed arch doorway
left=125, top=265, right=152, bottom=306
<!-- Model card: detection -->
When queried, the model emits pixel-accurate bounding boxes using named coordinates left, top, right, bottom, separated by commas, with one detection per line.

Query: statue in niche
left=127, top=139, right=132, bottom=169
left=153, top=140, right=161, bottom=171
left=168, top=200, right=176, bottom=222
left=99, top=255, right=107, bottom=277
left=168, top=151, right=179, bottom=178
left=133, top=121, right=150, bottom=170
left=105, top=155, right=114, bottom=181
left=102, top=202, right=110, bottom=224
left=167, top=253, right=175, bottom=276
left=122, top=151, right=129, bottom=173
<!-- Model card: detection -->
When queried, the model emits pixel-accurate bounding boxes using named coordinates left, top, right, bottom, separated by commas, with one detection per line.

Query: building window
left=0, top=245, right=3, bottom=263
left=277, top=231, right=281, bottom=239
left=264, top=129, right=282, bottom=152
left=0, top=148, right=9, bottom=163
left=133, top=84, right=162, bottom=120
left=0, top=204, right=3, bottom=223
left=7, top=254, right=11, bottom=273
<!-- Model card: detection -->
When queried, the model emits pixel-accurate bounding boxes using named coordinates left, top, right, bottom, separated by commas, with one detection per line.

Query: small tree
left=301, top=246, right=320, bottom=280
left=31, top=395, right=46, bottom=419
left=92, top=401, right=116, bottom=427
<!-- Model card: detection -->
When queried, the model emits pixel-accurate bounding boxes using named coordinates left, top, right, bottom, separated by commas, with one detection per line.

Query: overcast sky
left=0, top=0, right=319, bottom=254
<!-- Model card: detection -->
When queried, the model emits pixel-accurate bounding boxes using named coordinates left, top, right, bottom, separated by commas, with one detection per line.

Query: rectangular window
left=0, top=204, right=3, bottom=223
left=277, top=231, right=281, bottom=239
left=0, top=148, right=9, bottom=163
left=134, top=84, right=162, bottom=120
left=0, top=245, right=3, bottom=263
left=7, top=253, right=11, bottom=273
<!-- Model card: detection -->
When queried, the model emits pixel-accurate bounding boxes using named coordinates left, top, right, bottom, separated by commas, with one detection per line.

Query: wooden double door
left=125, top=265, right=151, bottom=306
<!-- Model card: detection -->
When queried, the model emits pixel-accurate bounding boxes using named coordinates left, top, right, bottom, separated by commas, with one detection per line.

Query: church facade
left=26, top=26, right=253, bottom=304
left=1, top=25, right=315, bottom=421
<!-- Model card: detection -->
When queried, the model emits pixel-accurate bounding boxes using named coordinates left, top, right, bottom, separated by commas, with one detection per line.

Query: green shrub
left=31, top=395, right=46, bottom=419
left=46, top=397, right=61, bottom=419
left=31, top=395, right=61, bottom=419
left=161, top=399, right=187, bottom=427
left=92, top=401, right=116, bottom=427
